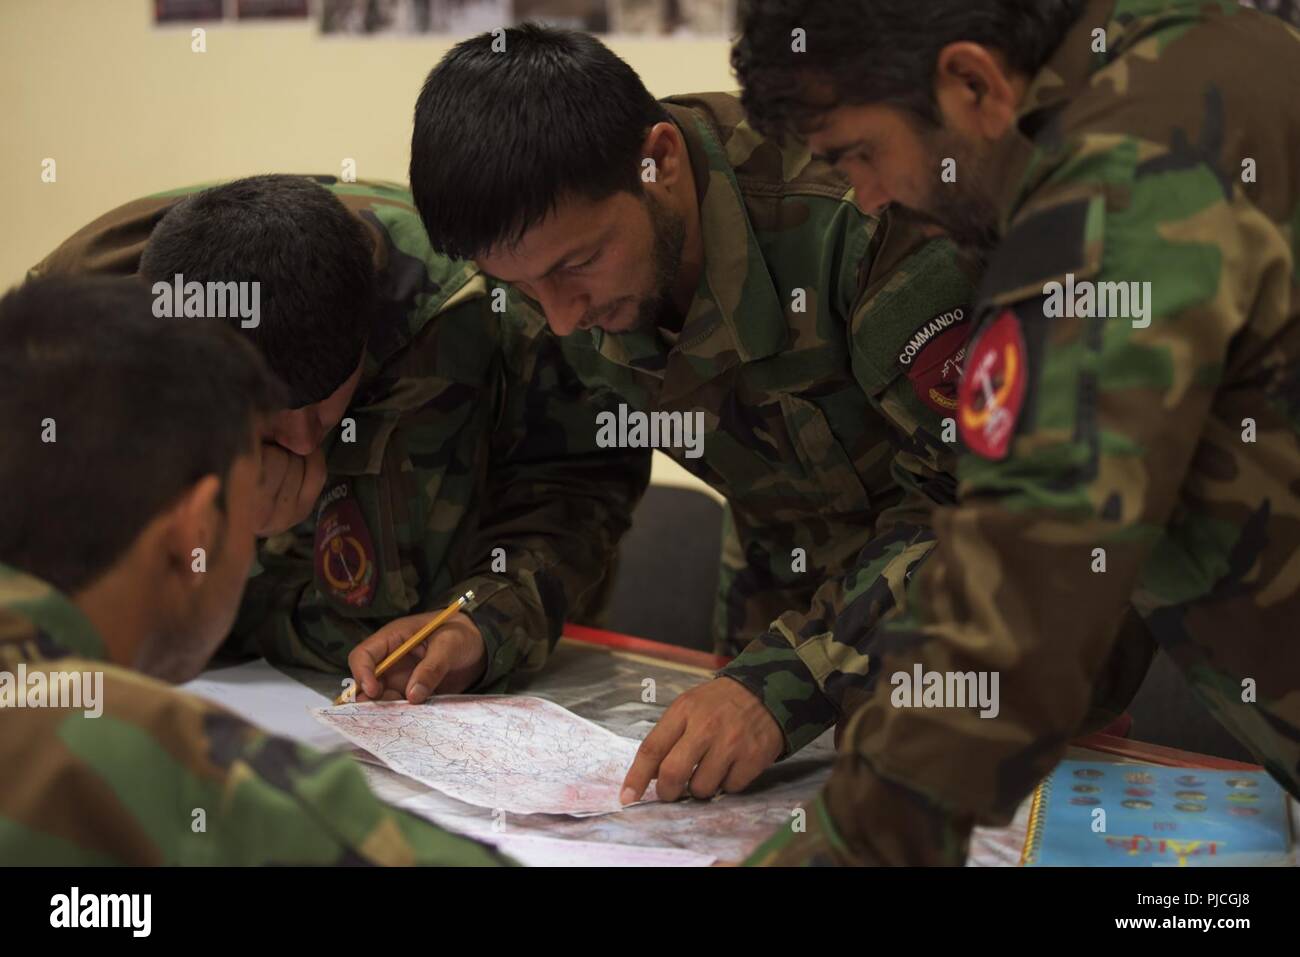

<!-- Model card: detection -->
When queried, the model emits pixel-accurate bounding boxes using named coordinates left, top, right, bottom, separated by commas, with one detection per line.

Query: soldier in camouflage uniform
left=31, top=174, right=650, bottom=701
left=733, top=0, right=1300, bottom=864
left=0, top=277, right=509, bottom=865
left=408, top=25, right=999, bottom=800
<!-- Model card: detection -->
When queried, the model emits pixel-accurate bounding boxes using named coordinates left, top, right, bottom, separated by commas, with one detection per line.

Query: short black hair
left=410, top=23, right=668, bottom=261
left=734, top=0, right=1088, bottom=138
left=139, top=174, right=375, bottom=408
left=0, top=276, right=284, bottom=593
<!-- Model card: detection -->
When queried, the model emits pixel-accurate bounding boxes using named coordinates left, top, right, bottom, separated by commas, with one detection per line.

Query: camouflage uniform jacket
left=29, top=178, right=650, bottom=689
left=754, top=0, right=1300, bottom=865
left=0, top=563, right=510, bottom=865
left=510, top=91, right=985, bottom=746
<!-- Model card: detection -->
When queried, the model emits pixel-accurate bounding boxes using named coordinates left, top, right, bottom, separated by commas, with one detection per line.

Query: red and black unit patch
left=314, top=481, right=377, bottom=608
left=958, top=310, right=1028, bottom=460
left=897, top=307, right=972, bottom=415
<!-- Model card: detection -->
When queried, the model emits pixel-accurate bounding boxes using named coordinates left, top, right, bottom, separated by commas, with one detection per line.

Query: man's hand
left=347, top=611, right=487, bottom=703
left=256, top=443, right=327, bottom=536
left=620, top=677, right=784, bottom=804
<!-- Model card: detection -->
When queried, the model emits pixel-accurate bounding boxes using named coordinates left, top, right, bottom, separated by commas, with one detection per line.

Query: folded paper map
left=312, top=695, right=660, bottom=816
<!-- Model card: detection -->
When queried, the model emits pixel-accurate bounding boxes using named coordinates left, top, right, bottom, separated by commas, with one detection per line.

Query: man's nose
left=274, top=414, right=322, bottom=456
left=536, top=280, right=590, bottom=337
left=847, top=169, right=890, bottom=216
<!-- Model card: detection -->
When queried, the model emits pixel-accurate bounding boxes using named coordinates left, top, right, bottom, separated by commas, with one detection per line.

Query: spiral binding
left=1019, top=774, right=1053, bottom=866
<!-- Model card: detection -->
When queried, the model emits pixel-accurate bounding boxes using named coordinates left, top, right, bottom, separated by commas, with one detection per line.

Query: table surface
left=272, top=622, right=1296, bottom=866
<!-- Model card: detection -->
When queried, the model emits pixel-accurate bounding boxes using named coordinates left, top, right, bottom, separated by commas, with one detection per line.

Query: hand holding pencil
left=336, top=591, right=483, bottom=705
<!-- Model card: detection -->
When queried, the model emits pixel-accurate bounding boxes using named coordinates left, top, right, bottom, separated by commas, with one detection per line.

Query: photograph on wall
left=237, top=0, right=311, bottom=18
left=154, top=0, right=225, bottom=22
left=609, top=0, right=735, bottom=36
left=513, top=0, right=608, bottom=32
left=145, top=0, right=904, bottom=36
left=316, top=0, right=737, bottom=35
left=430, top=0, right=512, bottom=33
left=321, top=0, right=427, bottom=34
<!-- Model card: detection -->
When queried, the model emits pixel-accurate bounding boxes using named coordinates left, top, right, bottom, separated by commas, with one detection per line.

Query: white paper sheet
left=182, top=659, right=348, bottom=752
left=392, top=737, right=837, bottom=864
left=312, top=695, right=659, bottom=816
left=484, top=832, right=714, bottom=867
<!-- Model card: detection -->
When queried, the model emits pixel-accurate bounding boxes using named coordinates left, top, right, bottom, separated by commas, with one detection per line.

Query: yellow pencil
left=333, top=590, right=475, bottom=705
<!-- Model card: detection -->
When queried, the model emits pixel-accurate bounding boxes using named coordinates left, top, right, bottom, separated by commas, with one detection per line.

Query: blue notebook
left=1021, top=760, right=1293, bottom=866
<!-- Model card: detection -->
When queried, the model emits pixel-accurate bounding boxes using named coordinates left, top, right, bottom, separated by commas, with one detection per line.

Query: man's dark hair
left=139, top=174, right=375, bottom=408
left=0, top=276, right=285, bottom=593
left=410, top=23, right=668, bottom=261
left=734, top=0, right=1088, bottom=138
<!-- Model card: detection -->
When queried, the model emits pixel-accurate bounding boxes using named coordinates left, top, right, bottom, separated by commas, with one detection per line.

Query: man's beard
left=632, top=192, right=687, bottom=331
left=911, top=128, right=1002, bottom=271
left=577, top=193, right=685, bottom=334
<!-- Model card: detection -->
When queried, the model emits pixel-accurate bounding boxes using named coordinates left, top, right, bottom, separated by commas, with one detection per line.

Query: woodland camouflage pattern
left=508, top=91, right=981, bottom=718
left=0, top=564, right=511, bottom=865
left=752, top=0, right=1300, bottom=865
left=30, top=178, right=650, bottom=689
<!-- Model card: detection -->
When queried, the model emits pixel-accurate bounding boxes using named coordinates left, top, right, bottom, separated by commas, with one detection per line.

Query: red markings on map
left=313, top=695, right=660, bottom=816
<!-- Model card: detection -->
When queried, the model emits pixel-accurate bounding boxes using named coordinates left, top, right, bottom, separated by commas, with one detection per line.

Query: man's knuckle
left=659, top=757, right=693, bottom=785
left=638, top=739, right=667, bottom=762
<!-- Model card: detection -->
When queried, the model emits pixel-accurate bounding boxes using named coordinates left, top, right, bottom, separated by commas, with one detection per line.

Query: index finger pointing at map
left=621, top=707, right=688, bottom=804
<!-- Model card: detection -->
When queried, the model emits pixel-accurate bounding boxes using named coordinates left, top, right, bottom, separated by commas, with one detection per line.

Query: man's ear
left=161, top=474, right=224, bottom=584
left=640, top=121, right=689, bottom=193
left=933, top=42, right=1022, bottom=141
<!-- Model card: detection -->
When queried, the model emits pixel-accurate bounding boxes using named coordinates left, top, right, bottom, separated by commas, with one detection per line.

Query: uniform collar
left=668, top=100, right=790, bottom=364
left=588, top=102, right=790, bottom=397
left=0, top=563, right=106, bottom=662
left=987, top=0, right=1118, bottom=227
left=354, top=208, right=482, bottom=377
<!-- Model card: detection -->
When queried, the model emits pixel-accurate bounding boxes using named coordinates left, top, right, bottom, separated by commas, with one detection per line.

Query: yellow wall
left=0, top=0, right=725, bottom=496
left=0, top=0, right=735, bottom=288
